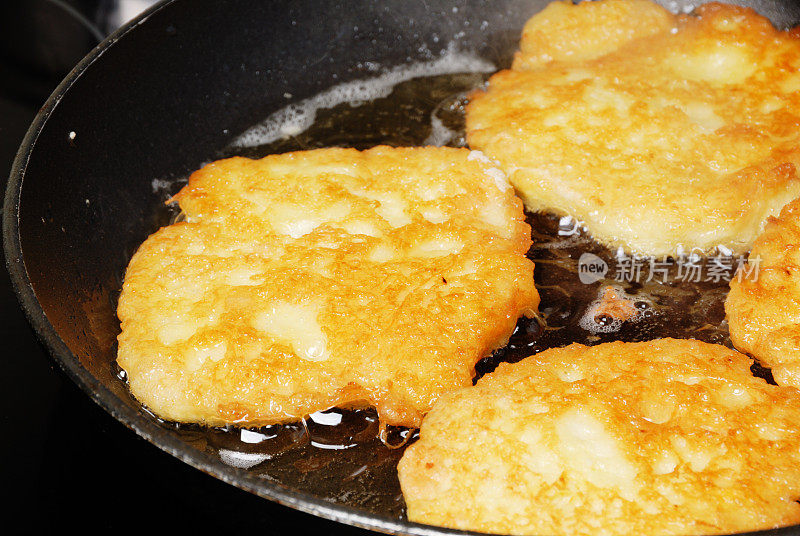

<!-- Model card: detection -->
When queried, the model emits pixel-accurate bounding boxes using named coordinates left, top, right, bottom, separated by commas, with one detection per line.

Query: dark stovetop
left=0, top=2, right=373, bottom=533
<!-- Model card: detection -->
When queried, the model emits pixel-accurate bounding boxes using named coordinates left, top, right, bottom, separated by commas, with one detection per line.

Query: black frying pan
left=6, top=1, right=800, bottom=534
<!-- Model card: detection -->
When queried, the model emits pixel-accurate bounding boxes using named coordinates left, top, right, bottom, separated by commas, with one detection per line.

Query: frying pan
left=6, top=0, right=800, bottom=534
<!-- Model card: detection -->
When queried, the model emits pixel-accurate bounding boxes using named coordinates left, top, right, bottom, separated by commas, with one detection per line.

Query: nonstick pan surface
left=6, top=1, right=800, bottom=534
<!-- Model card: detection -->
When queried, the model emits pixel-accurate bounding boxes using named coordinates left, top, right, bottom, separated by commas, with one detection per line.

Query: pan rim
left=3, top=1, right=800, bottom=535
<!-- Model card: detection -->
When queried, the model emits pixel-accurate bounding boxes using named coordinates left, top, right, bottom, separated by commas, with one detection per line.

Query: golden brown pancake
left=467, top=0, right=800, bottom=256
left=117, top=146, right=538, bottom=427
left=399, top=339, right=800, bottom=536
left=726, top=196, right=800, bottom=388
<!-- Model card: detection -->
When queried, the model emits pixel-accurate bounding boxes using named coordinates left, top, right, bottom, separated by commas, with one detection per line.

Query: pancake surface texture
left=117, top=146, right=538, bottom=427
left=399, top=339, right=800, bottom=535
left=727, top=196, right=800, bottom=388
left=466, top=0, right=800, bottom=256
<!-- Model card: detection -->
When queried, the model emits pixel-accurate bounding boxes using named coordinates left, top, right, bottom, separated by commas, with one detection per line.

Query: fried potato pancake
left=117, top=146, right=538, bottom=427
left=467, top=0, right=800, bottom=256
left=399, top=339, right=800, bottom=535
left=726, top=196, right=800, bottom=388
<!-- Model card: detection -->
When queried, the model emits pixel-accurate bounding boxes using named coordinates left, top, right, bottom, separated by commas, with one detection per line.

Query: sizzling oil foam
left=230, top=43, right=494, bottom=148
